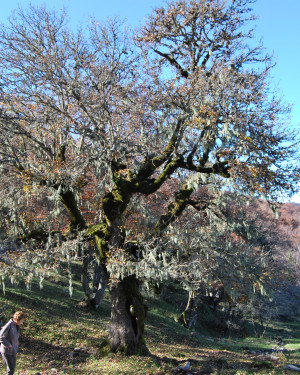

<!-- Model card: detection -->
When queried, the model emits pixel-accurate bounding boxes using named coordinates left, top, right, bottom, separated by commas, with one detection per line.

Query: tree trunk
left=178, top=290, right=197, bottom=328
left=109, top=275, right=147, bottom=355
left=82, top=253, right=108, bottom=309
left=91, top=262, right=108, bottom=308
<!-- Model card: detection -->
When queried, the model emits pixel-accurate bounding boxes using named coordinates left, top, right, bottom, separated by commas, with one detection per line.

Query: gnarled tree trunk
left=82, top=251, right=108, bottom=309
left=178, top=290, right=198, bottom=328
left=109, top=275, right=146, bottom=355
left=91, top=262, right=108, bottom=308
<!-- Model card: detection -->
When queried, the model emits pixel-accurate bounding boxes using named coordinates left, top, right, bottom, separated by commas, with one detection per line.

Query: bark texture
left=109, top=275, right=146, bottom=354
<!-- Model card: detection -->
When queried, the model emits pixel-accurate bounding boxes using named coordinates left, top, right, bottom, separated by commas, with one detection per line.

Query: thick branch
left=178, top=159, right=231, bottom=178
left=134, top=117, right=185, bottom=182
left=187, top=199, right=209, bottom=212
left=155, top=184, right=194, bottom=233
left=21, top=229, right=65, bottom=244
left=153, top=49, right=189, bottom=78
left=0, top=116, right=53, bottom=159
left=59, top=190, right=86, bottom=232
left=22, top=228, right=48, bottom=243
left=133, top=155, right=183, bottom=195
left=85, top=224, right=109, bottom=262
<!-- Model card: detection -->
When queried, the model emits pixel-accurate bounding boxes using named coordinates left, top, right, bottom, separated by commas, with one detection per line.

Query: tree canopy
left=0, top=0, right=299, bottom=354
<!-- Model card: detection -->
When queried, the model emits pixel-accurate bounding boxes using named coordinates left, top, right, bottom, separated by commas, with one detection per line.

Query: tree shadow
left=143, top=344, right=285, bottom=374
left=19, top=336, right=90, bottom=370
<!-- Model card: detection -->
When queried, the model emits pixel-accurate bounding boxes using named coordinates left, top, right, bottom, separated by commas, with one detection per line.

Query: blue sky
left=252, top=0, right=300, bottom=131
left=1, top=0, right=299, bottom=202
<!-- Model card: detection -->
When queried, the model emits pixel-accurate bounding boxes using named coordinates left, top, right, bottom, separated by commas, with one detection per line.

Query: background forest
left=0, top=0, right=299, bottom=374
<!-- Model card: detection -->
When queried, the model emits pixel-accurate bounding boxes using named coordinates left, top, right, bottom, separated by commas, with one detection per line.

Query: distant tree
left=0, top=0, right=299, bottom=354
left=171, top=194, right=298, bottom=329
left=144, top=195, right=294, bottom=334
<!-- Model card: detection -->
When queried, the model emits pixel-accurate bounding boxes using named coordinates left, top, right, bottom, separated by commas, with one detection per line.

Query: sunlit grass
left=0, top=278, right=299, bottom=374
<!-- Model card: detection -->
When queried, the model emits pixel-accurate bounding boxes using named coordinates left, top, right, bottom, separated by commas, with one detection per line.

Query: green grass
left=0, top=278, right=299, bottom=375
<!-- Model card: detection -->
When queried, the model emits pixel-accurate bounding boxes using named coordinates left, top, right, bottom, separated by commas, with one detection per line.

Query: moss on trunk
left=59, top=190, right=86, bottom=232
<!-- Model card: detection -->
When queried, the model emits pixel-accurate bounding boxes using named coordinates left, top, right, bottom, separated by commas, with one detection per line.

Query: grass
left=0, top=278, right=299, bottom=375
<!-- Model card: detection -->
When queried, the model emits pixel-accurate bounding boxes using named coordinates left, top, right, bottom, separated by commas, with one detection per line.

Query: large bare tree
left=0, top=1, right=299, bottom=354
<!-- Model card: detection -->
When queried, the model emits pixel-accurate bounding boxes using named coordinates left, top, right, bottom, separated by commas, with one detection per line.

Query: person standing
left=0, top=311, right=26, bottom=375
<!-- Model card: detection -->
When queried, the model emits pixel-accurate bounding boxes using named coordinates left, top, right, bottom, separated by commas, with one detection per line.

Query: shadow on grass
left=2, top=282, right=111, bottom=321
left=146, top=350, right=254, bottom=374
left=144, top=345, right=288, bottom=375
left=19, top=336, right=91, bottom=369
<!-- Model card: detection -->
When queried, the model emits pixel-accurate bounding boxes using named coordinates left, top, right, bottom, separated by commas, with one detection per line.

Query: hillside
left=251, top=200, right=300, bottom=268
left=0, top=200, right=299, bottom=374
left=0, top=279, right=299, bottom=375
left=279, top=203, right=300, bottom=248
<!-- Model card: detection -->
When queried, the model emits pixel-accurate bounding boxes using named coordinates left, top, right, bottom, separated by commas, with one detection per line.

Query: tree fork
left=133, top=117, right=185, bottom=182
left=155, top=184, right=194, bottom=233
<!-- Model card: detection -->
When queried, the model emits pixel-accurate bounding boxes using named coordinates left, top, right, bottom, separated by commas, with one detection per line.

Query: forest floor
left=0, top=276, right=299, bottom=375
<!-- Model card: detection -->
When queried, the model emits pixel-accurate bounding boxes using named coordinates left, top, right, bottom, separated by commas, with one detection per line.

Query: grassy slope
left=0, top=278, right=299, bottom=375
